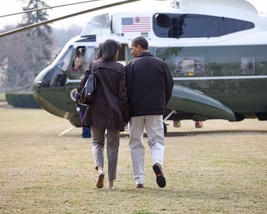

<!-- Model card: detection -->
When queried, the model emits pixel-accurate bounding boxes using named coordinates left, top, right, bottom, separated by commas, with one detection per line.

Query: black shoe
left=136, top=184, right=144, bottom=188
left=96, top=173, right=105, bottom=188
left=152, top=164, right=166, bottom=188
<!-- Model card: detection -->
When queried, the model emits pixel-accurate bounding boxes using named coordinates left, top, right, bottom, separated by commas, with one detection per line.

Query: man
left=126, top=36, right=174, bottom=188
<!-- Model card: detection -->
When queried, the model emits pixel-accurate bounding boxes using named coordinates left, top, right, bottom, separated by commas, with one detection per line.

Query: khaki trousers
left=91, top=126, right=120, bottom=181
left=129, top=115, right=165, bottom=185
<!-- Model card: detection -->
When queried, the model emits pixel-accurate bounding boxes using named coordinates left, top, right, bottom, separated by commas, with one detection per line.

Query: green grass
left=0, top=108, right=267, bottom=213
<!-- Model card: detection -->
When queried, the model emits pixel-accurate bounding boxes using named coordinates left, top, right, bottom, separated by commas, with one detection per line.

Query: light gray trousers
left=91, top=126, right=120, bottom=181
left=129, top=115, right=165, bottom=185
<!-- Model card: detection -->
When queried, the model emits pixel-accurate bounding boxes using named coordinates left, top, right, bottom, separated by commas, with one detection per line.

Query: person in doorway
left=73, top=48, right=85, bottom=72
left=78, top=39, right=129, bottom=190
left=126, top=36, right=174, bottom=188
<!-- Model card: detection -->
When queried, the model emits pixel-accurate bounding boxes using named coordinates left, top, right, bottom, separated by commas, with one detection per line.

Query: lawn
left=0, top=107, right=266, bottom=213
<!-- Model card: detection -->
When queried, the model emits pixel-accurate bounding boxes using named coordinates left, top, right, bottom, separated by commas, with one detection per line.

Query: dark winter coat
left=126, top=52, right=174, bottom=117
left=77, top=59, right=130, bottom=131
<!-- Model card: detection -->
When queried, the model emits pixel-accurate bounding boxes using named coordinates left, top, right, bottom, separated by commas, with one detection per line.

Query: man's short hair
left=131, top=36, right=148, bottom=50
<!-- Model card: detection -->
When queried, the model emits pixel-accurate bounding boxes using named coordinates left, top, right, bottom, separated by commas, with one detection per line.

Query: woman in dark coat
left=77, top=39, right=130, bottom=190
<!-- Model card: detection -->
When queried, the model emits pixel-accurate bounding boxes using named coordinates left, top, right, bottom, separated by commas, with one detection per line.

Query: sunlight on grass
left=0, top=93, right=6, bottom=101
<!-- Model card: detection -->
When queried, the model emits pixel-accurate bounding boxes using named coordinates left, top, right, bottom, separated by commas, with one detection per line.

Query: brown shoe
left=136, top=184, right=144, bottom=188
left=96, top=173, right=105, bottom=188
left=152, top=164, right=166, bottom=188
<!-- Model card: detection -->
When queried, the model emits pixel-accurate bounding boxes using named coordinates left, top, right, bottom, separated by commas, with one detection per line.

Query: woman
left=78, top=39, right=129, bottom=190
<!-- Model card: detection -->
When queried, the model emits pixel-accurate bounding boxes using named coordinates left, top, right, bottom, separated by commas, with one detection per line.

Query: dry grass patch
left=0, top=107, right=267, bottom=213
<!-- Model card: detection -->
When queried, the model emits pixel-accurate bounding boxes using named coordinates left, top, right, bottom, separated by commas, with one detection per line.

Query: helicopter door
left=67, top=46, right=96, bottom=80
left=66, top=46, right=96, bottom=102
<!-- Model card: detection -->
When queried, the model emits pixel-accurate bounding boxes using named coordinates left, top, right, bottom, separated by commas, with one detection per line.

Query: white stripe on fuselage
left=66, top=75, right=267, bottom=84
left=173, top=75, right=267, bottom=81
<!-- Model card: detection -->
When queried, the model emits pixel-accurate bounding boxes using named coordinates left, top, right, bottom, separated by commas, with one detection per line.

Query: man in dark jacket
left=126, top=36, right=174, bottom=188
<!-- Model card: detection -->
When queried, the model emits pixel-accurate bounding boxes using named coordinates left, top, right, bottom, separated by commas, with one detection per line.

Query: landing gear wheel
left=195, top=121, right=203, bottom=128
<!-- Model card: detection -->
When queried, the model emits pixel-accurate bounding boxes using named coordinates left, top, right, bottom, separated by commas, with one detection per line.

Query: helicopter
left=1, top=0, right=267, bottom=133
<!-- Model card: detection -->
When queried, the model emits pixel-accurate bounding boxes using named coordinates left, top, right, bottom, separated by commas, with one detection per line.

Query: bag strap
left=89, top=61, right=98, bottom=87
left=90, top=61, right=98, bottom=74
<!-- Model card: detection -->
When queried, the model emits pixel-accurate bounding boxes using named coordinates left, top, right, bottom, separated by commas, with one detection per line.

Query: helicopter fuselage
left=33, top=0, right=267, bottom=126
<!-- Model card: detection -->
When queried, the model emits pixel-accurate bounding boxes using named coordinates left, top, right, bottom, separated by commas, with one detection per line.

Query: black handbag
left=78, top=68, right=97, bottom=105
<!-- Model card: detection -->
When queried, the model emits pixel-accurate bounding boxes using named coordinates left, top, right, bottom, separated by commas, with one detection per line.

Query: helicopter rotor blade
left=0, top=0, right=101, bottom=18
left=0, top=0, right=141, bottom=38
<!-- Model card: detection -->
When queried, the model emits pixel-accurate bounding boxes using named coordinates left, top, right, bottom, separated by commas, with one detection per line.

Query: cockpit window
left=57, top=47, right=72, bottom=71
left=43, top=46, right=96, bottom=87
left=42, top=46, right=73, bottom=87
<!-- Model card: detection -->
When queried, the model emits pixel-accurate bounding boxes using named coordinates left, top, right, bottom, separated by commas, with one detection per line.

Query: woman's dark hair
left=95, top=43, right=102, bottom=59
left=100, top=39, right=121, bottom=62
left=131, top=36, right=148, bottom=50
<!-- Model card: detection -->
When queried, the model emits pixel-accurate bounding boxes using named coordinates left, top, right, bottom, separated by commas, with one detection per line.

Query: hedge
left=5, top=92, right=40, bottom=108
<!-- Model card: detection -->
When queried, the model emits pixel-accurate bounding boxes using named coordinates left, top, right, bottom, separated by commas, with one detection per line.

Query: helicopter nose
left=36, top=81, right=42, bottom=93
left=37, top=81, right=42, bottom=87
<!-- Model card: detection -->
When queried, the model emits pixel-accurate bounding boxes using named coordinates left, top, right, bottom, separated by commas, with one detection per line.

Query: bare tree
left=0, top=0, right=53, bottom=92
left=20, top=0, right=53, bottom=80
left=0, top=27, right=34, bottom=92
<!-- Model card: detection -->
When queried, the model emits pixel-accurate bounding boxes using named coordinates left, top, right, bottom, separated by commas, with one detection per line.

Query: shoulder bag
left=78, top=64, right=97, bottom=105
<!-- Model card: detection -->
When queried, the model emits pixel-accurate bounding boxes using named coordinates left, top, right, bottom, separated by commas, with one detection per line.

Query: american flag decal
left=121, top=16, right=151, bottom=32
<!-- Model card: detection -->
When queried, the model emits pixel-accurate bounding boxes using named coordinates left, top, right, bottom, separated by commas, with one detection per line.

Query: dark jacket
left=78, top=59, right=130, bottom=131
left=126, top=52, right=174, bottom=117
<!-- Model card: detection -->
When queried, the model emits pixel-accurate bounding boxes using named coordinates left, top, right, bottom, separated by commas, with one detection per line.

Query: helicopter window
left=241, top=57, right=255, bottom=74
left=153, top=47, right=205, bottom=77
left=175, top=57, right=205, bottom=76
left=153, top=13, right=255, bottom=38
